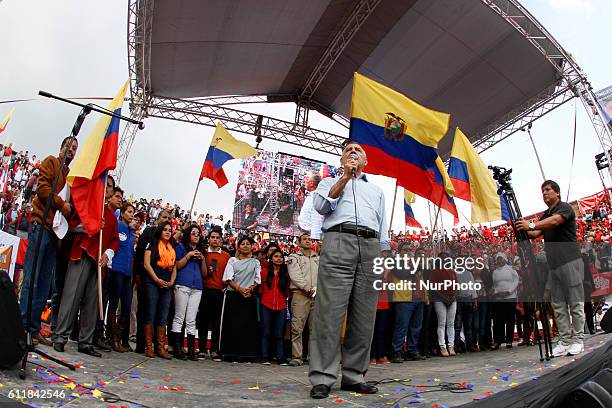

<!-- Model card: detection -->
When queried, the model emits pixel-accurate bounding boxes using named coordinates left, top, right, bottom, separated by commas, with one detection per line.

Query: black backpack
left=0, top=270, right=27, bottom=368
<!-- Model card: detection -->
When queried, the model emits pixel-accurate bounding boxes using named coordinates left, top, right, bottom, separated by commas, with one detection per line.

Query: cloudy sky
left=0, top=0, right=610, bottom=232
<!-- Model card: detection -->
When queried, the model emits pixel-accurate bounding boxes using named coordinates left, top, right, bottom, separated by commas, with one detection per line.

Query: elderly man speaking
left=308, top=140, right=389, bottom=399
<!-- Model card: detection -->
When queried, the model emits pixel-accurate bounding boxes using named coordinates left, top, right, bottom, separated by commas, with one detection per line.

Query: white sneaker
left=552, top=343, right=569, bottom=356
left=567, top=343, right=584, bottom=356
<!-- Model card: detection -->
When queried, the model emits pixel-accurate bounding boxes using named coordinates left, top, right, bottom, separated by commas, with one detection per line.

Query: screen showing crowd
left=232, top=150, right=339, bottom=239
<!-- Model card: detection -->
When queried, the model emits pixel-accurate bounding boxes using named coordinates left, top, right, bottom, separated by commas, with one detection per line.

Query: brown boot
left=143, top=324, right=155, bottom=358
left=156, top=326, right=172, bottom=360
left=108, top=313, right=124, bottom=353
left=119, top=317, right=133, bottom=352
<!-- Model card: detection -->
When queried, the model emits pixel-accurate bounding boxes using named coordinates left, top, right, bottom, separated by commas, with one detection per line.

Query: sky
left=0, top=0, right=610, bottom=233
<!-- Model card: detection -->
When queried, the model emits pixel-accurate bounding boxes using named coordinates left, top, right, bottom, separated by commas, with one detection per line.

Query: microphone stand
left=19, top=91, right=142, bottom=380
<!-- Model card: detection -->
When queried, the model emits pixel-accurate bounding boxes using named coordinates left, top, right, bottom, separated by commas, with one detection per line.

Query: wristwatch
left=528, top=221, right=536, bottom=231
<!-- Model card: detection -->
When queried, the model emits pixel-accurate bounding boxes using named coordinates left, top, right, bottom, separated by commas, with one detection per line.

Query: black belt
left=327, top=223, right=378, bottom=239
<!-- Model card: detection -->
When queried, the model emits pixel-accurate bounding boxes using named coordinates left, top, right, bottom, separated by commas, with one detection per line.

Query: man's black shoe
left=340, top=382, right=378, bottom=394
left=407, top=351, right=427, bottom=361
left=78, top=346, right=102, bottom=357
left=93, top=336, right=112, bottom=352
left=310, top=384, right=331, bottom=399
left=53, top=342, right=65, bottom=353
left=389, top=351, right=403, bottom=363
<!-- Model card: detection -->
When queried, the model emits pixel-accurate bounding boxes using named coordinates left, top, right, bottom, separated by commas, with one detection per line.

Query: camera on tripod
left=488, top=164, right=554, bottom=360
left=488, top=165, right=512, bottom=194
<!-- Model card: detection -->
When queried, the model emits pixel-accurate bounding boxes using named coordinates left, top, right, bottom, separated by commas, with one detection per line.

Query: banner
left=577, top=190, right=608, bottom=215
left=233, top=150, right=338, bottom=239
left=595, top=85, right=612, bottom=131
left=0, top=229, right=21, bottom=279
left=592, top=271, right=612, bottom=297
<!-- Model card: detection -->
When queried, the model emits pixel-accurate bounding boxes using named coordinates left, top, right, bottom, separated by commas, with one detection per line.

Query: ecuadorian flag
left=200, top=123, right=256, bottom=188
left=448, top=128, right=510, bottom=223
left=349, top=73, right=458, bottom=221
left=68, top=81, right=129, bottom=236
left=403, top=190, right=422, bottom=229
left=0, top=109, right=15, bottom=138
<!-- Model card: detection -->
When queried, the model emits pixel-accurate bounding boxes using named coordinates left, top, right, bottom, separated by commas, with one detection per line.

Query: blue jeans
left=478, top=302, right=492, bottom=347
left=109, top=272, right=132, bottom=318
left=261, top=305, right=285, bottom=360
left=144, top=278, right=172, bottom=326
left=392, top=302, right=424, bottom=353
left=19, top=222, right=58, bottom=334
left=454, top=301, right=475, bottom=349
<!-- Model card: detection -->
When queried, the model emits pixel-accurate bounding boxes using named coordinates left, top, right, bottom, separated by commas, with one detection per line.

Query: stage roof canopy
left=143, top=0, right=563, bottom=155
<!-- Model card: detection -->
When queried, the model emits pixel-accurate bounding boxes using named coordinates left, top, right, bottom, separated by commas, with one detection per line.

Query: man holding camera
left=515, top=180, right=584, bottom=356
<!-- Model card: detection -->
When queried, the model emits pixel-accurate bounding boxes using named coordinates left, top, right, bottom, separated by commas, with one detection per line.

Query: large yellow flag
left=349, top=72, right=458, bottom=221
left=448, top=128, right=509, bottom=223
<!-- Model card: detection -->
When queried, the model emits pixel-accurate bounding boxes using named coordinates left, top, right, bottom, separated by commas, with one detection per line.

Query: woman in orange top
left=143, top=221, right=177, bottom=359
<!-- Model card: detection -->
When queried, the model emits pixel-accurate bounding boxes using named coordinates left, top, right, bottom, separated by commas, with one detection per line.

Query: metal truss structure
left=118, top=0, right=612, bottom=184
left=475, top=0, right=612, bottom=183
left=298, top=0, right=382, bottom=101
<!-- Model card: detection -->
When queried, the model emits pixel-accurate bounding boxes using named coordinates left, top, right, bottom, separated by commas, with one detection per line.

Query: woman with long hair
left=143, top=221, right=177, bottom=359
left=219, top=236, right=261, bottom=361
left=108, top=203, right=137, bottom=352
left=170, top=224, right=206, bottom=361
left=259, top=248, right=290, bottom=365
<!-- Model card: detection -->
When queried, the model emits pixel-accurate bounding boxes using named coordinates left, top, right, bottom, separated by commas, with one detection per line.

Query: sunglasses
left=191, top=231, right=201, bottom=236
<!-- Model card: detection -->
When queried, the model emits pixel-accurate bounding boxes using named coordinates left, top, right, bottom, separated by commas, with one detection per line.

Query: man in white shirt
left=298, top=171, right=325, bottom=239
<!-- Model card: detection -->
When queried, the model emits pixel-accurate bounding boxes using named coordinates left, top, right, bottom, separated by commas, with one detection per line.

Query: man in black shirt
left=516, top=180, right=585, bottom=356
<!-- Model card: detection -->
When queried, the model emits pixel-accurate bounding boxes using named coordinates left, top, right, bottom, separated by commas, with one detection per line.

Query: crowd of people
left=8, top=138, right=609, bottom=369
left=0, top=143, right=40, bottom=237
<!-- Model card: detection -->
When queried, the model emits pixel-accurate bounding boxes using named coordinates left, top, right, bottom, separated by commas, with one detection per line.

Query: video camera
left=488, top=165, right=512, bottom=195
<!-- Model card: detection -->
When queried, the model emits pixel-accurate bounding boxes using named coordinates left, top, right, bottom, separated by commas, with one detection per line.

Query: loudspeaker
left=0, top=269, right=27, bottom=368
left=601, top=308, right=612, bottom=333
left=564, top=368, right=612, bottom=408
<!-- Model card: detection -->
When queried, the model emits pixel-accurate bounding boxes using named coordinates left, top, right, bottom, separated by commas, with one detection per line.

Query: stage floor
left=1, top=332, right=611, bottom=408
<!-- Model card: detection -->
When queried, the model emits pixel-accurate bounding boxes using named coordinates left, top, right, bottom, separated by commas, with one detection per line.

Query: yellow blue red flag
left=448, top=128, right=509, bottom=223
left=68, top=81, right=129, bottom=236
left=200, top=123, right=256, bottom=188
left=403, top=190, right=422, bottom=228
left=349, top=72, right=458, bottom=220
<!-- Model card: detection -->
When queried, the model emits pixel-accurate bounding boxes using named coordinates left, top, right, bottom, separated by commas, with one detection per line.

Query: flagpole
left=456, top=206, right=486, bottom=240
left=189, top=178, right=202, bottom=218
left=97, top=190, right=105, bottom=321
left=428, top=205, right=442, bottom=248
left=440, top=206, right=445, bottom=242
left=388, top=182, right=399, bottom=236
left=428, top=201, right=433, bottom=232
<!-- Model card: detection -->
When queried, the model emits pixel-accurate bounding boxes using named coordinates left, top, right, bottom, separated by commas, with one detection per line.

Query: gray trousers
left=549, top=258, right=585, bottom=345
left=308, top=231, right=379, bottom=387
left=53, top=257, right=99, bottom=347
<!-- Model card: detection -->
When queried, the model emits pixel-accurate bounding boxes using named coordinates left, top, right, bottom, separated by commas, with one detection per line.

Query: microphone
left=348, top=152, right=358, bottom=177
